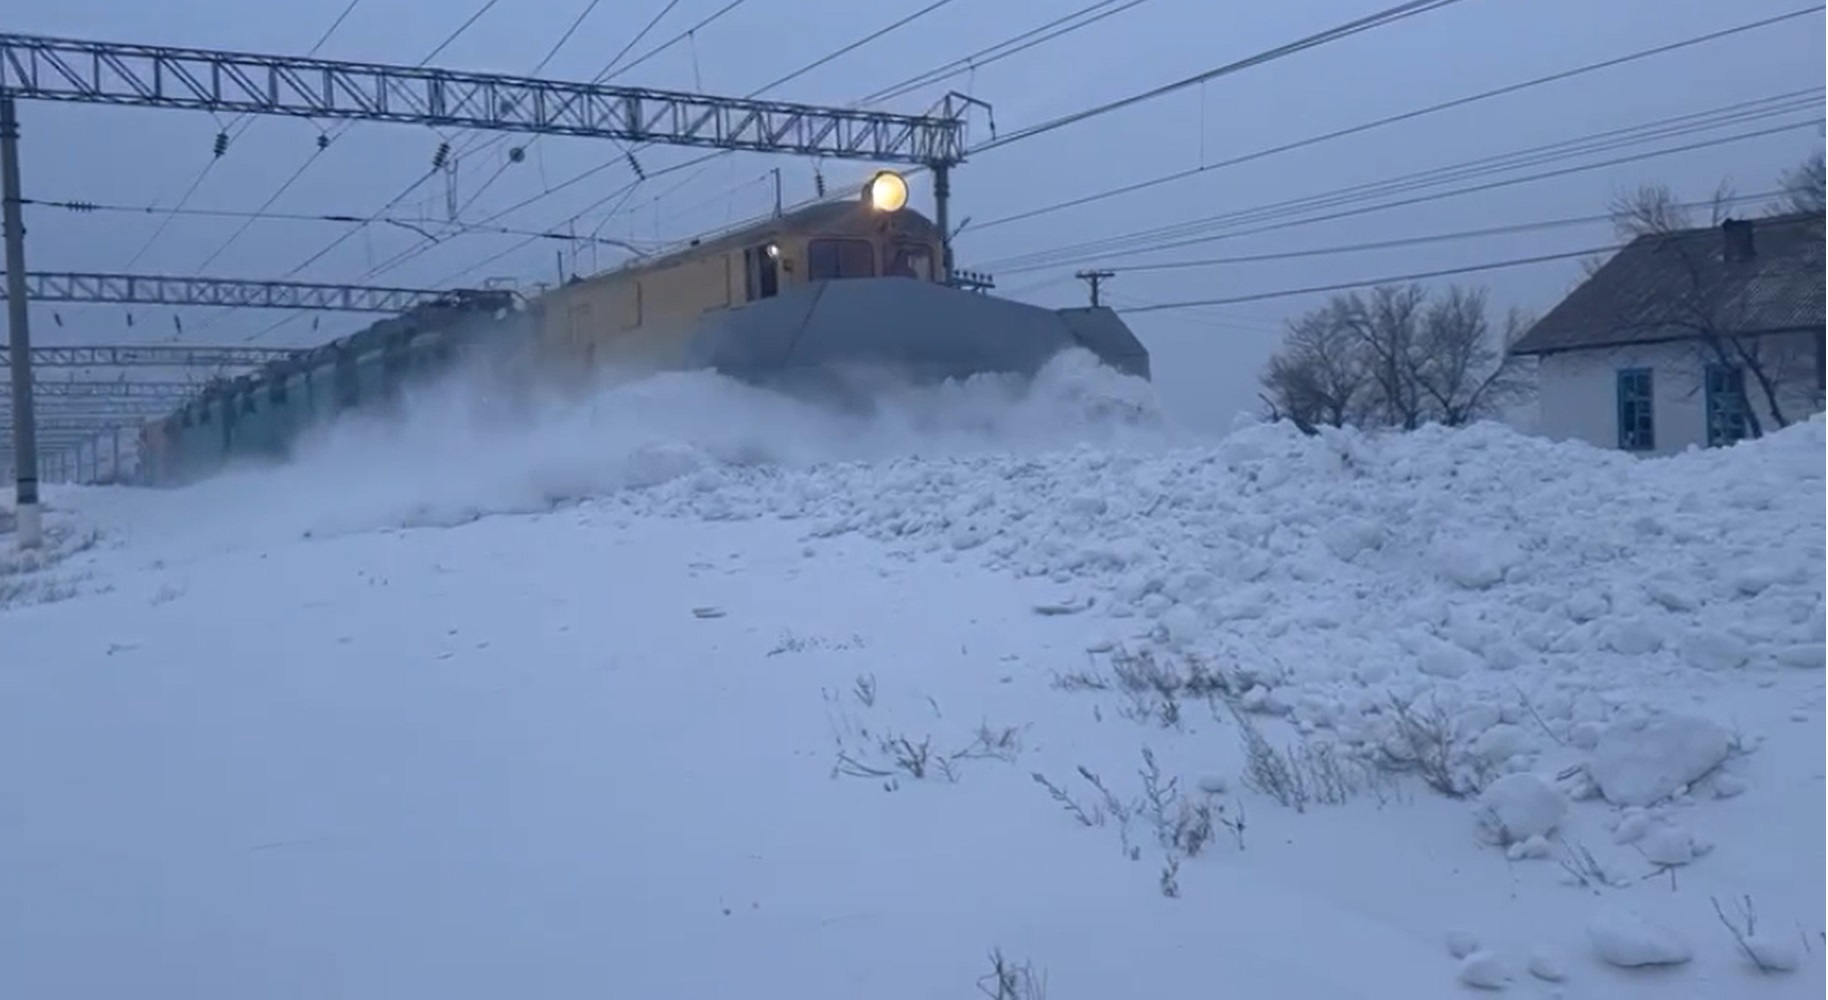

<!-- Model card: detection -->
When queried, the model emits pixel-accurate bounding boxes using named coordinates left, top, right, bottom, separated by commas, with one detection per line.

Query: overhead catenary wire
left=447, top=0, right=690, bottom=217
left=967, top=2, right=1828, bottom=235
left=1117, top=244, right=1626, bottom=313
left=120, top=0, right=366, bottom=273
left=235, top=0, right=957, bottom=342
left=333, top=0, right=1022, bottom=295
left=1098, top=187, right=1788, bottom=274
left=978, top=91, right=1824, bottom=274
left=986, top=120, right=1823, bottom=277
left=213, top=0, right=511, bottom=287
left=354, top=0, right=1466, bottom=294
left=853, top=0, right=1148, bottom=108
left=968, top=0, right=1474, bottom=156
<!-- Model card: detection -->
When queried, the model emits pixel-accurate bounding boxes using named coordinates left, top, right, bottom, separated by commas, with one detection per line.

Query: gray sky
left=5, top=0, right=1824, bottom=431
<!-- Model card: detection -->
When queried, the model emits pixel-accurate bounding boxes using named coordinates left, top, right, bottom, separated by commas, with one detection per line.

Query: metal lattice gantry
left=0, top=33, right=969, bottom=166
left=8, top=272, right=461, bottom=312
left=3, top=378, right=201, bottom=398
left=0, top=344, right=301, bottom=368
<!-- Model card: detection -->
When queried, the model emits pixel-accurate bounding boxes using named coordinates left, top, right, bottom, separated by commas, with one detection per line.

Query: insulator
left=125, top=311, right=134, bottom=327
left=213, top=131, right=229, bottom=158
left=173, top=315, right=183, bottom=333
left=52, top=312, right=63, bottom=327
left=626, top=152, right=646, bottom=180
left=316, top=133, right=330, bottom=151
left=508, top=146, right=526, bottom=163
left=65, top=200, right=97, bottom=213
left=815, top=171, right=826, bottom=197
left=432, top=141, right=451, bottom=170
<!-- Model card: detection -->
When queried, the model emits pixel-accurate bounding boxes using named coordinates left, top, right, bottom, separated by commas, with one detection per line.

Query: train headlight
left=864, top=170, right=908, bottom=212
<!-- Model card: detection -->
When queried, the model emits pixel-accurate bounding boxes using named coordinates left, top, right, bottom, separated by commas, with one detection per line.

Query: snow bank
left=61, top=361, right=1824, bottom=782
left=592, top=407, right=1824, bottom=781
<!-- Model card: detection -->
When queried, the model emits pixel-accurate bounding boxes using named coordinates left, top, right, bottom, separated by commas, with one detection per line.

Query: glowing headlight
left=864, top=170, right=908, bottom=212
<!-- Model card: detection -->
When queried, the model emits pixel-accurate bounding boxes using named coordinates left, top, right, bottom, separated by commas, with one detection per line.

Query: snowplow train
left=133, top=171, right=1152, bottom=486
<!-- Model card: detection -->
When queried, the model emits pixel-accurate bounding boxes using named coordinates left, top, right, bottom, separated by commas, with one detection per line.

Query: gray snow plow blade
left=682, top=278, right=1150, bottom=394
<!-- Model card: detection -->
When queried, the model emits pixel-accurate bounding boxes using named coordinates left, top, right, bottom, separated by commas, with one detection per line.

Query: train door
left=744, top=245, right=779, bottom=301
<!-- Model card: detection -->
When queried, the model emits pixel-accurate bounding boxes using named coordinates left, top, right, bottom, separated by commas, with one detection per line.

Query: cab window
left=885, top=243, right=934, bottom=281
left=807, top=238, right=876, bottom=280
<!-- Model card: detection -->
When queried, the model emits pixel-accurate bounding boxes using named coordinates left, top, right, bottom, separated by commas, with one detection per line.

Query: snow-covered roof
left=1510, top=211, right=1826, bottom=356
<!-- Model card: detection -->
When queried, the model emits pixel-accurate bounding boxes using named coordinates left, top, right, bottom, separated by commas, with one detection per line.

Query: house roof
left=1509, top=211, right=1826, bottom=356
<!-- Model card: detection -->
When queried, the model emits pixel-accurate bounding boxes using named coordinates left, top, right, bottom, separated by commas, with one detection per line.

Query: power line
left=335, top=0, right=1042, bottom=297
left=979, top=92, right=1822, bottom=273
left=356, top=0, right=1135, bottom=291
left=989, top=119, right=1822, bottom=275
left=1106, top=188, right=1786, bottom=273
left=119, top=0, right=366, bottom=273
left=446, top=0, right=682, bottom=219
left=969, top=3, right=1828, bottom=234
left=1120, top=244, right=1620, bottom=313
left=970, top=0, right=1472, bottom=155
left=750, top=0, right=963, bottom=97
left=855, top=0, right=1147, bottom=108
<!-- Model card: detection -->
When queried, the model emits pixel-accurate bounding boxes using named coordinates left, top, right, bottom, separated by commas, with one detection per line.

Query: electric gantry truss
left=2, top=379, right=201, bottom=399
left=0, top=345, right=301, bottom=368
left=0, top=33, right=968, bottom=165
left=7, top=272, right=465, bottom=312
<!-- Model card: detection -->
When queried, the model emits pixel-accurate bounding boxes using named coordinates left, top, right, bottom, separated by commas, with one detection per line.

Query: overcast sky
left=4, top=0, right=1823, bottom=431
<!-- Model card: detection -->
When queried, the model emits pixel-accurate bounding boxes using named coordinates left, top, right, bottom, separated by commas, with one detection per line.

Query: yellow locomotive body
left=530, top=185, right=945, bottom=387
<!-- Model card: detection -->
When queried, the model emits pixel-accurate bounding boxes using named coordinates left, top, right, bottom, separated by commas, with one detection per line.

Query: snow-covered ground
left=2, top=352, right=1822, bottom=999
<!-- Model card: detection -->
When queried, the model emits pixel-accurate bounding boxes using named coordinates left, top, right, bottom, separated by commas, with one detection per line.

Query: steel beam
left=2, top=378, right=200, bottom=398
left=7, top=271, right=453, bottom=312
left=0, top=344, right=300, bottom=367
left=0, top=33, right=966, bottom=166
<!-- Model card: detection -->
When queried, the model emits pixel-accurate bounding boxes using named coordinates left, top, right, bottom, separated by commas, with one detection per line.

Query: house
left=1509, top=212, right=1825, bottom=455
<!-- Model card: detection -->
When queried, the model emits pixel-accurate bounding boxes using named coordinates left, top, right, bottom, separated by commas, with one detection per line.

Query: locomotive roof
left=603, top=197, right=938, bottom=280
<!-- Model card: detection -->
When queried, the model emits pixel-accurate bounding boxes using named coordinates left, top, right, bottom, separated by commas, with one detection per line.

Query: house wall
left=1535, top=332, right=1822, bottom=455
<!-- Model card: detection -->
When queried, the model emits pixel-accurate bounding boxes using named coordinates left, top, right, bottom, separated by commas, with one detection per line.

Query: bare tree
left=1259, top=283, right=1526, bottom=432
left=1259, top=302, right=1373, bottom=433
left=1411, top=287, right=1533, bottom=426
left=1347, top=284, right=1429, bottom=430
left=1770, top=149, right=1826, bottom=216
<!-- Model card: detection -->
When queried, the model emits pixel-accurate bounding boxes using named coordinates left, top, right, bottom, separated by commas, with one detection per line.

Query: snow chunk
left=1456, top=951, right=1509, bottom=990
left=1773, top=642, right=1825, bottom=669
left=1476, top=772, right=1565, bottom=846
left=1588, top=910, right=1692, bottom=968
left=1680, top=628, right=1751, bottom=671
left=1526, top=948, right=1567, bottom=982
left=1434, top=534, right=1521, bottom=590
left=1419, top=642, right=1479, bottom=679
left=1322, top=517, right=1386, bottom=562
left=1505, top=834, right=1553, bottom=861
left=1638, top=821, right=1707, bottom=866
left=1587, top=716, right=1737, bottom=807
left=1446, top=930, right=1482, bottom=959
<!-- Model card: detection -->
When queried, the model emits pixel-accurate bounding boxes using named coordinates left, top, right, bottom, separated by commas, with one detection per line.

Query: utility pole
left=1075, top=269, right=1115, bottom=307
left=1, top=95, right=41, bottom=550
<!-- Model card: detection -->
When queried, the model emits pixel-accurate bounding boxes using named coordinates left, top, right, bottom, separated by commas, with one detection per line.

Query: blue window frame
left=1616, top=367, right=1654, bottom=451
left=1704, top=364, right=1748, bottom=447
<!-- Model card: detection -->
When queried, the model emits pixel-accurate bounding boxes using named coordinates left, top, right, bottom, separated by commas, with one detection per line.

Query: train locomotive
left=134, top=170, right=1152, bottom=486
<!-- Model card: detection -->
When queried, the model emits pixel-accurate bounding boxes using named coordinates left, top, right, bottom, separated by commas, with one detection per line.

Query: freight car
left=134, top=170, right=1152, bottom=486
left=135, top=289, right=517, bottom=486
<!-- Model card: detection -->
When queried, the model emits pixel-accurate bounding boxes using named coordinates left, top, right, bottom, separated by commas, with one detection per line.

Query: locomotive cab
left=739, top=172, right=942, bottom=302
